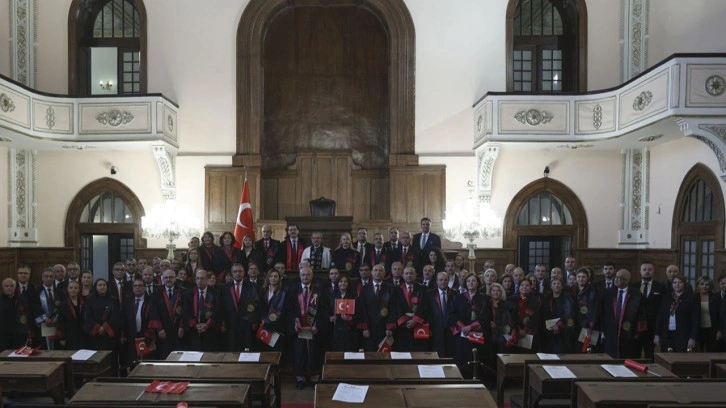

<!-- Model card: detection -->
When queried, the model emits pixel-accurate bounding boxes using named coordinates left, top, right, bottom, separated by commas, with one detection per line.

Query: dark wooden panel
left=389, top=166, right=446, bottom=226
left=16, top=248, right=76, bottom=287
left=0, top=249, right=18, bottom=283
left=206, top=171, right=227, bottom=225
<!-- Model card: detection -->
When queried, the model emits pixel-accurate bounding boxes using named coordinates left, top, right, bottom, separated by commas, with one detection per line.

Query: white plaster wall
left=649, top=136, right=724, bottom=249
left=0, top=146, right=8, bottom=246
left=0, top=0, right=10, bottom=77
left=648, top=0, right=726, bottom=68
left=35, top=0, right=70, bottom=94
left=587, top=0, right=622, bottom=90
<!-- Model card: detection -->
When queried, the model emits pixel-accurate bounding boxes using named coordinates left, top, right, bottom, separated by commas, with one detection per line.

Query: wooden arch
left=503, top=177, right=588, bottom=250
left=233, top=0, right=416, bottom=167
left=671, top=163, right=725, bottom=251
left=64, top=177, right=146, bottom=251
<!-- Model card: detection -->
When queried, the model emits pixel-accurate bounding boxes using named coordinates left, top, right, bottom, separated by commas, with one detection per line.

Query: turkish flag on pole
left=233, top=177, right=254, bottom=248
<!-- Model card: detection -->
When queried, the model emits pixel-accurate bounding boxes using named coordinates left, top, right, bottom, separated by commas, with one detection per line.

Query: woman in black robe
left=487, top=282, right=518, bottom=364
left=240, top=235, right=263, bottom=272
left=654, top=274, right=700, bottom=352
left=514, top=279, right=541, bottom=353
left=258, top=269, right=288, bottom=352
left=330, top=276, right=360, bottom=352
left=540, top=278, right=576, bottom=354
left=84, top=279, right=122, bottom=374
left=57, top=281, right=86, bottom=350
left=212, top=232, right=243, bottom=279
left=331, top=233, right=359, bottom=276
left=449, top=273, right=490, bottom=378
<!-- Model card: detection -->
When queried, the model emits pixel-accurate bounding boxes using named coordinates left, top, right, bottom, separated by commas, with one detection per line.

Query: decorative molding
left=618, top=148, right=650, bottom=247
left=45, top=106, right=55, bottom=129
left=705, top=75, right=726, bottom=97
left=694, top=135, right=726, bottom=176
left=678, top=119, right=726, bottom=181
left=699, top=124, right=726, bottom=141
left=9, top=148, right=38, bottom=246
left=592, top=104, right=603, bottom=130
left=167, top=115, right=174, bottom=132
left=96, top=110, right=135, bottom=126
left=638, top=135, right=662, bottom=142
left=476, top=144, right=499, bottom=204
left=0, top=94, right=16, bottom=112
left=0, top=137, right=13, bottom=142
left=10, top=0, right=35, bottom=87
left=514, top=109, right=553, bottom=126
left=632, top=90, right=652, bottom=111
left=556, top=144, right=594, bottom=149
left=61, top=145, right=96, bottom=150
left=622, top=0, right=648, bottom=81
left=152, top=144, right=177, bottom=201
left=476, top=114, right=483, bottom=133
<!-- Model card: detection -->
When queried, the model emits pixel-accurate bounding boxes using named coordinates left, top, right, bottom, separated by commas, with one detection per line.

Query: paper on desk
left=71, top=349, right=96, bottom=360
left=418, top=364, right=446, bottom=378
left=7, top=351, right=29, bottom=357
left=578, top=328, right=601, bottom=344
left=390, top=352, right=412, bottom=359
left=516, top=334, right=534, bottom=350
left=536, top=353, right=560, bottom=360
left=601, top=364, right=637, bottom=377
left=178, top=351, right=204, bottom=362
left=545, top=318, right=560, bottom=330
left=543, top=365, right=576, bottom=379
left=40, top=322, right=57, bottom=337
left=299, top=327, right=313, bottom=340
left=344, top=352, right=365, bottom=360
left=332, top=383, right=369, bottom=403
left=238, top=352, right=261, bottom=362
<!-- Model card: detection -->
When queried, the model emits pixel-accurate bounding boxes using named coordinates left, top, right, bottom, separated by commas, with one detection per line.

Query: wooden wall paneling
left=17, top=248, right=76, bottom=287
left=335, top=154, right=350, bottom=215
left=371, top=172, right=389, bottom=220
left=278, top=174, right=299, bottom=219
left=0, top=249, right=18, bottom=283
left=716, top=249, right=726, bottom=277
left=206, top=169, right=228, bottom=226
left=261, top=177, right=279, bottom=220
left=351, top=174, right=371, bottom=220
left=389, top=165, right=446, bottom=227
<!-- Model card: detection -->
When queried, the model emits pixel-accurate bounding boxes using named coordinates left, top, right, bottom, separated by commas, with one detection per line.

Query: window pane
left=523, top=82, right=532, bottom=91
left=529, top=196, right=540, bottom=225
left=101, top=193, right=113, bottom=223
left=540, top=192, right=551, bottom=225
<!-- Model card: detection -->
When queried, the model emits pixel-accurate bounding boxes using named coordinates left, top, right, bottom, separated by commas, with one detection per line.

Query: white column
left=8, top=0, right=38, bottom=246
left=618, top=148, right=650, bottom=248
left=621, top=0, right=649, bottom=81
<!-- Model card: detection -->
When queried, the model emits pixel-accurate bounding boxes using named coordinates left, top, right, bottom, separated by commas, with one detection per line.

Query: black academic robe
left=449, top=291, right=490, bottom=378
left=83, top=293, right=122, bottom=351
left=240, top=247, right=264, bottom=271
left=601, top=287, right=646, bottom=358
left=288, top=283, right=328, bottom=375
left=0, top=294, right=31, bottom=349
left=411, top=232, right=442, bottom=272
left=632, top=279, right=665, bottom=358
left=257, top=287, right=288, bottom=352
left=331, top=247, right=359, bottom=276
left=357, top=281, right=398, bottom=351
left=366, top=246, right=389, bottom=270
left=148, top=287, right=185, bottom=358
left=487, top=299, right=518, bottom=361
left=255, top=239, right=282, bottom=271
left=183, top=288, right=218, bottom=352
left=107, top=278, right=131, bottom=307
left=198, top=244, right=217, bottom=272
left=218, top=281, right=261, bottom=351
left=393, top=283, right=428, bottom=351
left=281, top=238, right=308, bottom=272
left=514, top=294, right=542, bottom=352
left=330, top=290, right=360, bottom=352
left=426, top=288, right=456, bottom=358
left=56, top=296, right=86, bottom=350
left=655, top=291, right=700, bottom=352
left=540, top=292, right=577, bottom=354
left=122, top=294, right=155, bottom=361
left=212, top=245, right=244, bottom=277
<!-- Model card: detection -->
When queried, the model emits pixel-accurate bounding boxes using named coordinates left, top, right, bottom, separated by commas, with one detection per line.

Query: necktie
left=292, top=239, right=297, bottom=253
left=376, top=249, right=381, bottom=262
left=135, top=298, right=142, bottom=332
left=168, top=288, right=173, bottom=299
left=407, top=285, right=412, bottom=295
left=303, top=285, right=309, bottom=303
left=617, top=289, right=625, bottom=322
left=21, top=285, right=26, bottom=295
left=199, top=290, right=205, bottom=317
left=607, top=281, right=611, bottom=289
left=358, top=243, right=364, bottom=254
left=423, top=280, right=428, bottom=287
left=374, top=283, right=379, bottom=295
left=146, top=284, right=152, bottom=296
left=421, top=234, right=427, bottom=248
left=440, top=291, right=447, bottom=314
left=264, top=240, right=269, bottom=250
left=642, top=281, right=649, bottom=297
left=402, top=247, right=407, bottom=261
left=47, top=288, right=54, bottom=304
left=235, top=283, right=241, bottom=302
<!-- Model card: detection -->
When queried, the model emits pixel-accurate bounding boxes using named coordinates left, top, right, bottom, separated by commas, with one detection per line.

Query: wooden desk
left=69, top=382, right=250, bottom=407
left=527, top=363, right=675, bottom=408
left=495, top=353, right=613, bottom=407
left=710, top=362, right=726, bottom=378
left=574, top=381, right=726, bottom=408
left=654, top=352, right=726, bottom=378
left=0, top=349, right=112, bottom=385
left=128, top=362, right=271, bottom=407
left=0, top=361, right=66, bottom=404
left=314, top=383, right=496, bottom=408
left=321, top=363, right=465, bottom=384
left=324, top=351, right=453, bottom=364
left=165, top=351, right=281, bottom=408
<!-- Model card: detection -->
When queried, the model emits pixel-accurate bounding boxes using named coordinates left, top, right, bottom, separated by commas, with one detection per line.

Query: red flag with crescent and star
left=233, top=177, right=254, bottom=248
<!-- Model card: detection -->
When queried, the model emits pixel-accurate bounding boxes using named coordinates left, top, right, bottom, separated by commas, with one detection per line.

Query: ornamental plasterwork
left=514, top=109, right=553, bottom=126
left=476, top=115, right=483, bottom=133
left=477, top=144, right=499, bottom=204
left=0, top=94, right=16, bottom=112
left=0, top=137, right=12, bottom=142
left=622, top=0, right=648, bottom=81
left=705, top=75, right=726, bottom=97
left=11, top=0, right=34, bottom=87
left=693, top=135, right=726, bottom=176
left=152, top=144, right=177, bottom=201
left=699, top=125, right=726, bottom=141
left=96, top=110, right=135, bottom=126
left=45, top=106, right=55, bottom=129
left=167, top=115, right=174, bottom=131
left=632, top=90, right=652, bottom=111
left=592, top=104, right=603, bottom=129
left=631, top=150, right=642, bottom=230
left=638, top=135, right=662, bottom=142
left=556, top=144, right=594, bottom=150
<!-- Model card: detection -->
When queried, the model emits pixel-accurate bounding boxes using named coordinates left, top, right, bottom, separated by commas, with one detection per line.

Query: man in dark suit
left=393, top=231, right=416, bottom=271
left=366, top=232, right=388, bottom=270
left=1, top=278, right=32, bottom=350
left=121, top=279, right=155, bottom=362
left=16, top=264, right=37, bottom=302
left=412, top=217, right=442, bottom=272
left=31, top=268, right=61, bottom=350
left=420, top=265, right=437, bottom=290
left=632, top=261, right=664, bottom=358
left=149, top=269, right=185, bottom=359
left=601, top=269, right=646, bottom=358
left=108, top=261, right=131, bottom=307
left=218, top=263, right=261, bottom=351
left=184, top=270, right=217, bottom=352
left=427, top=272, right=455, bottom=358
left=355, top=227, right=374, bottom=271
left=393, top=266, right=428, bottom=351
left=141, top=267, right=160, bottom=297
left=256, top=225, right=283, bottom=272
left=358, top=264, right=398, bottom=352
left=124, top=258, right=141, bottom=283
left=280, top=224, right=307, bottom=272
left=595, top=261, right=617, bottom=294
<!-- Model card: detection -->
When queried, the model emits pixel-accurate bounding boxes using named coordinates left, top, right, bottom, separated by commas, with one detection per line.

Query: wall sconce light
left=99, top=80, right=113, bottom=90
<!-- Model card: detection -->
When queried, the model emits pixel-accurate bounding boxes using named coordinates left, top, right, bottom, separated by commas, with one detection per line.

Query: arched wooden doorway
left=65, top=178, right=146, bottom=276
left=504, top=178, right=587, bottom=273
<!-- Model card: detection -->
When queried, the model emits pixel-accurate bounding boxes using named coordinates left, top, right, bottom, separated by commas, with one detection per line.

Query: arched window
left=506, top=0, right=587, bottom=92
left=68, top=0, right=147, bottom=96
left=673, top=164, right=724, bottom=287
left=65, top=178, right=145, bottom=276
left=504, top=179, right=587, bottom=273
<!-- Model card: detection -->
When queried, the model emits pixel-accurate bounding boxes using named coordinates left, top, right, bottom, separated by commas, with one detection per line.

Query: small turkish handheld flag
left=335, top=299, right=355, bottom=315
left=233, top=177, right=254, bottom=248
left=377, top=335, right=394, bottom=352
left=413, top=324, right=431, bottom=340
